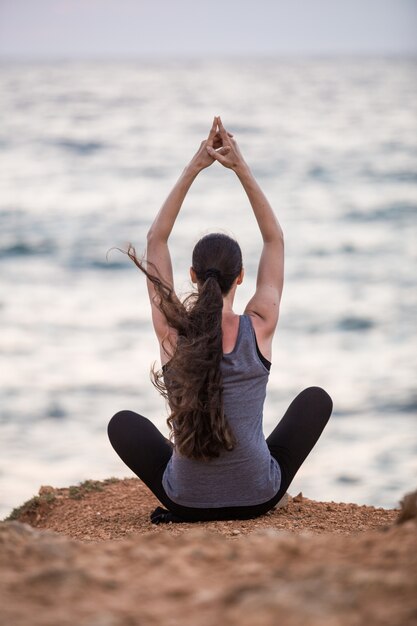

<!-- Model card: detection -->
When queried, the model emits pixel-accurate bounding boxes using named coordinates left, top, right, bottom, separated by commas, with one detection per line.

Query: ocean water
left=1, top=58, right=416, bottom=518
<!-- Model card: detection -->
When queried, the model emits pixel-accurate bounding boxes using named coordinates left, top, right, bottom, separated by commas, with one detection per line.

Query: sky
left=0, top=0, right=416, bottom=59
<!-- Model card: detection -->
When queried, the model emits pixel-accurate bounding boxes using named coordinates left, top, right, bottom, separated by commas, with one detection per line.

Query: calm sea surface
left=1, top=59, right=416, bottom=518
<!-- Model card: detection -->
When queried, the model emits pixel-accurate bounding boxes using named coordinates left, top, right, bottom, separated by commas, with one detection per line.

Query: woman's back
left=161, top=314, right=281, bottom=508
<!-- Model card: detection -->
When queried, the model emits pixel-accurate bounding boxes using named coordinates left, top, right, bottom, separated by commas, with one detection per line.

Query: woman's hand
left=206, top=117, right=247, bottom=173
left=188, top=116, right=232, bottom=173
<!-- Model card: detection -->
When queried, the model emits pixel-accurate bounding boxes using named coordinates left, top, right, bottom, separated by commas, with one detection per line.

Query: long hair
left=126, top=233, right=243, bottom=460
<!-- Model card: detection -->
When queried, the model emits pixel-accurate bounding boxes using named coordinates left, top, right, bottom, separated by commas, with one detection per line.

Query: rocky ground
left=1, top=478, right=416, bottom=626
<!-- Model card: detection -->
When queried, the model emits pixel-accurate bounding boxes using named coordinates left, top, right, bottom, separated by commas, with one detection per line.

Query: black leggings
left=107, top=386, right=333, bottom=522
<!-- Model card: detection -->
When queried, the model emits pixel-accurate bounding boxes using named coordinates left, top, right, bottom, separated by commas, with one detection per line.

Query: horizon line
left=1, top=51, right=417, bottom=64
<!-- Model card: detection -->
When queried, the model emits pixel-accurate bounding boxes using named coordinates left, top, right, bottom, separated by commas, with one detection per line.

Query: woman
left=108, top=116, right=333, bottom=524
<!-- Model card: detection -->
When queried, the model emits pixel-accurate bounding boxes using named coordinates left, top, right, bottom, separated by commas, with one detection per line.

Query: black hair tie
left=204, top=268, right=221, bottom=281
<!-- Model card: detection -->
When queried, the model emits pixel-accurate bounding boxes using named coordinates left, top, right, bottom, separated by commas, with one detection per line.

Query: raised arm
left=207, top=117, right=284, bottom=337
left=146, top=118, right=228, bottom=357
left=236, top=166, right=284, bottom=330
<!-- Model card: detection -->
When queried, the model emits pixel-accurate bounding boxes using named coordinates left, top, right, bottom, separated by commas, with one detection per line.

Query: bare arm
left=237, top=165, right=284, bottom=331
left=146, top=118, right=228, bottom=358
left=207, top=117, right=284, bottom=335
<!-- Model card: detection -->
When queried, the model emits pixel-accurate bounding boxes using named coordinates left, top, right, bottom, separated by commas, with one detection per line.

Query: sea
left=1, top=58, right=416, bottom=518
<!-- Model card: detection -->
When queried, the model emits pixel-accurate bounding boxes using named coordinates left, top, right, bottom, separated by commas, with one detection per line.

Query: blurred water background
left=1, top=58, right=416, bottom=518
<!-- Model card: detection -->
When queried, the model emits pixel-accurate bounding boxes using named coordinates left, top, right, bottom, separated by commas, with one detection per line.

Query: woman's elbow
left=265, top=229, right=284, bottom=246
left=147, top=229, right=168, bottom=245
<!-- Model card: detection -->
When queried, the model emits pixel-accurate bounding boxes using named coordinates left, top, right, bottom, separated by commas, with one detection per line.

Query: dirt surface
left=5, top=477, right=399, bottom=539
left=1, top=478, right=416, bottom=626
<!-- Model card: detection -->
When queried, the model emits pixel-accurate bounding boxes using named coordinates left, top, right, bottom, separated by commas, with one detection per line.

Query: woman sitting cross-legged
left=108, top=116, right=333, bottom=524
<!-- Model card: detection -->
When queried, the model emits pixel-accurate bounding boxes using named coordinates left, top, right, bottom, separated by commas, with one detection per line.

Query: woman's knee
left=301, top=386, right=333, bottom=417
left=108, top=410, right=127, bottom=446
left=107, top=410, right=147, bottom=445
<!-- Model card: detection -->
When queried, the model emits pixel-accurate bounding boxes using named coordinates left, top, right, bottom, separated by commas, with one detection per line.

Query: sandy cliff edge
left=1, top=478, right=416, bottom=626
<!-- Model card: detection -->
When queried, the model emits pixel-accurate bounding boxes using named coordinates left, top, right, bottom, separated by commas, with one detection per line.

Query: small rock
left=39, top=485, right=55, bottom=496
left=397, top=489, right=417, bottom=524
left=274, top=492, right=290, bottom=509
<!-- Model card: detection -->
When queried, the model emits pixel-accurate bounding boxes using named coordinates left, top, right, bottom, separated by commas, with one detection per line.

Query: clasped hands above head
left=191, top=116, right=247, bottom=173
left=208, top=115, right=232, bottom=152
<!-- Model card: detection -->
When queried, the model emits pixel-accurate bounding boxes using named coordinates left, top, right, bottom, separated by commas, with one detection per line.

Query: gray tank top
left=162, top=314, right=281, bottom=507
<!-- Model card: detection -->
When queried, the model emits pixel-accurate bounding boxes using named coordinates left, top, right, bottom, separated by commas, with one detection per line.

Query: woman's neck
left=222, top=298, right=236, bottom=315
left=222, top=284, right=238, bottom=314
